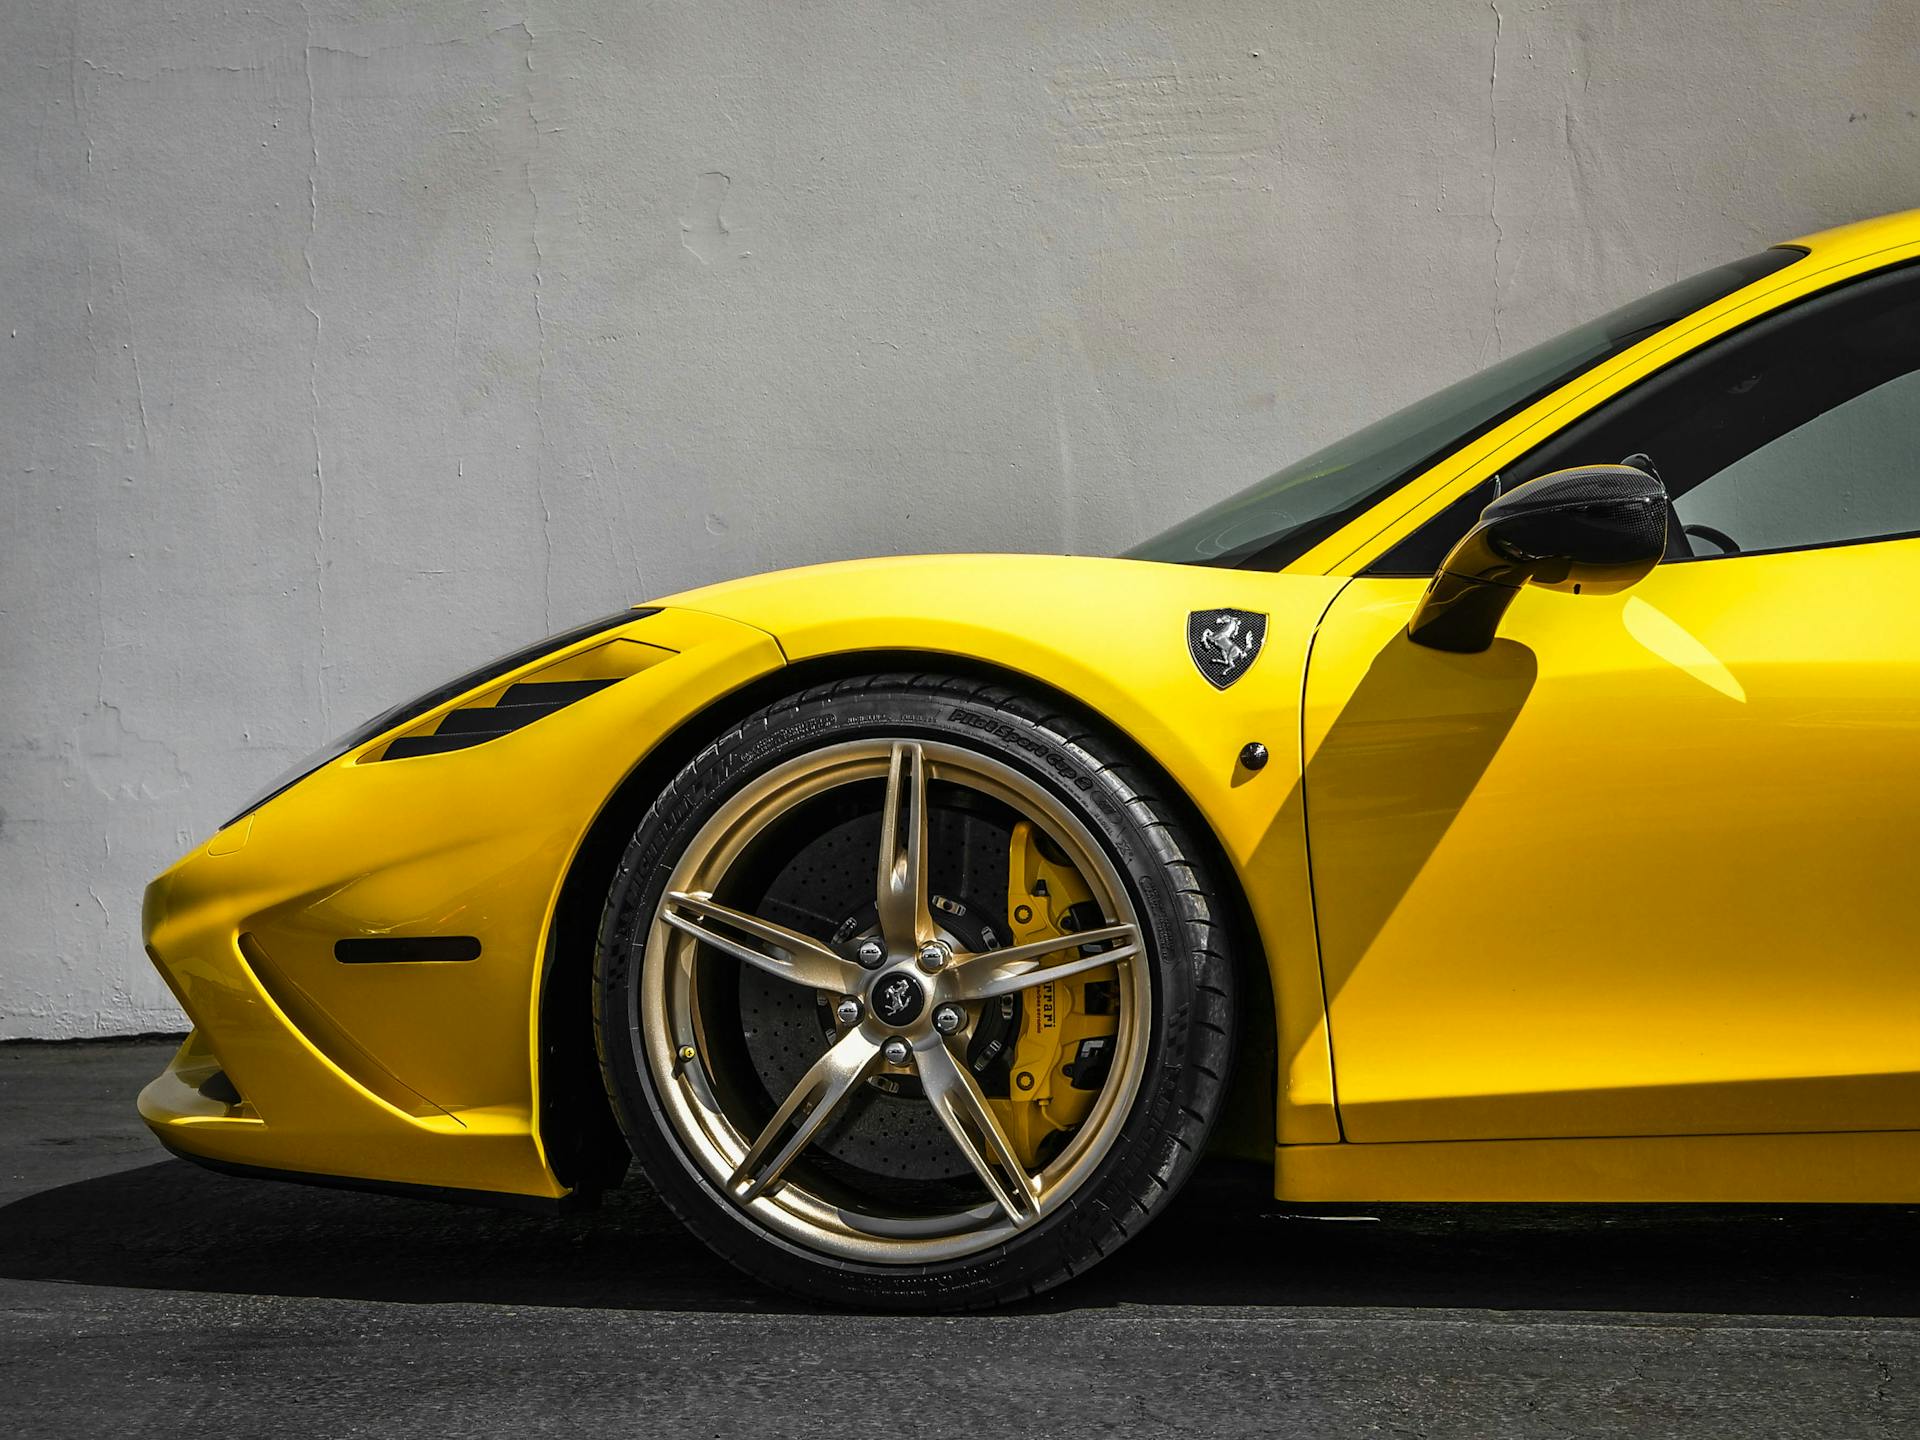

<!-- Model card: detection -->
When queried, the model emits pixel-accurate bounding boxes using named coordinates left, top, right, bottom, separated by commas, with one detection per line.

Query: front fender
left=661, top=553, right=1347, bottom=1143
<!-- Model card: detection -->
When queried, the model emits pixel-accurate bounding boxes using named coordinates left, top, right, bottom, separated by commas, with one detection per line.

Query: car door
left=1302, top=259, right=1920, bottom=1144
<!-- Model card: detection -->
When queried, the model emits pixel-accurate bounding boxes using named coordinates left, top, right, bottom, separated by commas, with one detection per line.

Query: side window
left=1676, top=371, right=1920, bottom=552
left=1372, top=263, right=1920, bottom=571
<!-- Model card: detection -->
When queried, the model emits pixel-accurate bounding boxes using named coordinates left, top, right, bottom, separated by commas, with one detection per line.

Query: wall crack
left=301, top=4, right=330, bottom=730
left=1487, top=0, right=1506, bottom=361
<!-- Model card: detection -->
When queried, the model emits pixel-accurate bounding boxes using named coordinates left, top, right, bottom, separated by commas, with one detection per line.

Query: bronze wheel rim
left=634, top=738, right=1151, bottom=1265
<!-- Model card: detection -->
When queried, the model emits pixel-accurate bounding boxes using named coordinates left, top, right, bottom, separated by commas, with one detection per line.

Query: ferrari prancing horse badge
left=1187, top=609, right=1267, bottom=690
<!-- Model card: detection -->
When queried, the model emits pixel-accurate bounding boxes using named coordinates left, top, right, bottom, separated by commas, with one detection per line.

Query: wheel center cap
left=870, top=969, right=927, bottom=1028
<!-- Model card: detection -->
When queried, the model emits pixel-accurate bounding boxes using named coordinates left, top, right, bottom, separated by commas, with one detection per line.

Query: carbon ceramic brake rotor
left=737, top=809, right=1015, bottom=1182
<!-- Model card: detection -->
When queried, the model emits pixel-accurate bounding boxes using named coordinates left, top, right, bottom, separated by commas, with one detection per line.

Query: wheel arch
left=536, top=648, right=1277, bottom=1194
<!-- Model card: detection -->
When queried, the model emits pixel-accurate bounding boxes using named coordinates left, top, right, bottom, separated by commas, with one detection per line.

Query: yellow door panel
left=1305, top=542, right=1920, bottom=1142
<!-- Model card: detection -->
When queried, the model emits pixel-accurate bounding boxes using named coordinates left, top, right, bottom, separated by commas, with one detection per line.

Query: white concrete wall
left=4, top=0, right=1916, bottom=1037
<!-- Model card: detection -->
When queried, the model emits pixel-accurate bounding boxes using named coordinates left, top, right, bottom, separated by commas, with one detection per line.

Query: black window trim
left=1666, top=524, right=1920, bottom=566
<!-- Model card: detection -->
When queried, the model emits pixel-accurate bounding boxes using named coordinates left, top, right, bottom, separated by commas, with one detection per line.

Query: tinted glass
left=1129, top=247, right=1804, bottom=569
left=1676, top=368, right=1920, bottom=553
left=1446, top=262, right=1920, bottom=563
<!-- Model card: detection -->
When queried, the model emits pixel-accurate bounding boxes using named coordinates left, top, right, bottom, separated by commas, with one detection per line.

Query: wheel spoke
left=728, top=1028, right=881, bottom=1202
left=661, top=890, right=859, bottom=991
left=874, top=741, right=934, bottom=955
left=950, top=922, right=1140, bottom=1001
left=916, top=1039, right=1042, bottom=1226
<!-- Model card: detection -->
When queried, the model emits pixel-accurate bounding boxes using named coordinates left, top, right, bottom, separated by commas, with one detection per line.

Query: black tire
left=593, top=672, right=1237, bottom=1309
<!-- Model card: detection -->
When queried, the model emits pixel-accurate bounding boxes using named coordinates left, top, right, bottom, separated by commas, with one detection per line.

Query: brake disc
left=737, top=806, right=1016, bottom=1182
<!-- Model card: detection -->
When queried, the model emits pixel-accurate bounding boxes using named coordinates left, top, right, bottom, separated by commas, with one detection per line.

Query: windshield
left=1128, top=246, right=1805, bottom=569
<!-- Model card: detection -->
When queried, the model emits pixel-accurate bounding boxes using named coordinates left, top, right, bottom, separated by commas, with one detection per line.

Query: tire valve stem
left=675, top=1044, right=698, bottom=1074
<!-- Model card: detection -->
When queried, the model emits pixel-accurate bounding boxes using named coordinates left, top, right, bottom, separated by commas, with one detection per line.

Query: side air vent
left=335, top=936, right=483, bottom=964
left=377, top=678, right=617, bottom=760
left=196, top=1068, right=244, bottom=1105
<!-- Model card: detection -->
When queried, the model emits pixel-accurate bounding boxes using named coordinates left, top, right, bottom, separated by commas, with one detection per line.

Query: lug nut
left=834, top=998, right=862, bottom=1026
left=856, top=939, right=886, bottom=969
left=916, top=941, right=950, bottom=973
left=932, top=1004, right=964, bottom=1036
left=882, top=1038, right=911, bottom=1066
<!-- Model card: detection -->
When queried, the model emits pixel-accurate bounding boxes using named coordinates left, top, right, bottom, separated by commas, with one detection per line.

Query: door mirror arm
left=1407, top=463, right=1669, bottom=653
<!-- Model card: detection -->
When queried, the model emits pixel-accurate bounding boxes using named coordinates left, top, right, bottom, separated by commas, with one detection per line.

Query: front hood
left=655, top=551, right=1343, bottom=672
left=653, top=549, right=1346, bottom=801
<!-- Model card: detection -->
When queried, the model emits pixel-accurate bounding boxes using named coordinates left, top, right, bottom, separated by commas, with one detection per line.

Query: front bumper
left=138, top=606, right=785, bottom=1201
left=135, top=937, right=561, bottom=1200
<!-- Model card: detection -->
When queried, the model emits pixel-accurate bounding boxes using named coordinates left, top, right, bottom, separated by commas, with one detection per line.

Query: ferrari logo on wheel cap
left=1187, top=609, right=1267, bottom=689
left=873, top=971, right=927, bottom=1027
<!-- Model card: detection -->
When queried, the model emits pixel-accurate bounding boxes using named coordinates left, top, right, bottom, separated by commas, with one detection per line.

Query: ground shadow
left=1294, top=632, right=1538, bottom=1003
left=4, top=1156, right=1917, bottom=1316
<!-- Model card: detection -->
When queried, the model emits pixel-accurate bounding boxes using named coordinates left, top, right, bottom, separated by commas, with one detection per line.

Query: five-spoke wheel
left=643, top=738, right=1148, bottom=1260
left=596, top=676, right=1233, bottom=1307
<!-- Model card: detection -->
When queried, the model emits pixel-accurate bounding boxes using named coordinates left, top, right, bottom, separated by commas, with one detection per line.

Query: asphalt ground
left=2, top=1038, right=1916, bottom=1436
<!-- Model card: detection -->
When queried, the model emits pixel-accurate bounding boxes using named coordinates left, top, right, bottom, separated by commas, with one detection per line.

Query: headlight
left=221, top=608, right=652, bottom=829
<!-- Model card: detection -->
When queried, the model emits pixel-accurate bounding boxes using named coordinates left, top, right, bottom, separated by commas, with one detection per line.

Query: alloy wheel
left=634, top=738, right=1151, bottom=1265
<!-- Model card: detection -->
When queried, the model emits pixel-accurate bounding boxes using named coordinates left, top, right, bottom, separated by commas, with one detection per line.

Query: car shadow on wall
left=2, top=1156, right=1917, bottom=1316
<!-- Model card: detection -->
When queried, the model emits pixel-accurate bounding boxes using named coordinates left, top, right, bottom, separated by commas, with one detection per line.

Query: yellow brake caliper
left=987, top=821, right=1121, bottom=1169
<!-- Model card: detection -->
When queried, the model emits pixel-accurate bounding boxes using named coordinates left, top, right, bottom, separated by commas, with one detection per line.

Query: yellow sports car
left=141, top=208, right=1920, bottom=1308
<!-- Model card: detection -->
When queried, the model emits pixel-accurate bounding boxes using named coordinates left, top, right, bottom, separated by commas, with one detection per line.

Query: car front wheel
left=595, top=673, right=1236, bottom=1309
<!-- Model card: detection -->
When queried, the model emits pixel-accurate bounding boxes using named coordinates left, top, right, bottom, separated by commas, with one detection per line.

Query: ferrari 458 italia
left=142, top=208, right=1920, bottom=1307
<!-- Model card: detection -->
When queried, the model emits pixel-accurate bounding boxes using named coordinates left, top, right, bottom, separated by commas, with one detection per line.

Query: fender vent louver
left=376, top=678, right=617, bottom=760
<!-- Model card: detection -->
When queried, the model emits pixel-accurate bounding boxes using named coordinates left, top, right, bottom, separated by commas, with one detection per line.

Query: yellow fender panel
left=664, top=552, right=1348, bottom=1144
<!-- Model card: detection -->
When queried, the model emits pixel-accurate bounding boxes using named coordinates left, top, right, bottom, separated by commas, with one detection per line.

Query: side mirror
left=1407, top=463, right=1668, bottom=653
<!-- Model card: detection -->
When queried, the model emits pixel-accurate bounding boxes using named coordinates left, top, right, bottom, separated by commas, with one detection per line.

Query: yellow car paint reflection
left=141, top=206, right=1920, bottom=1207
